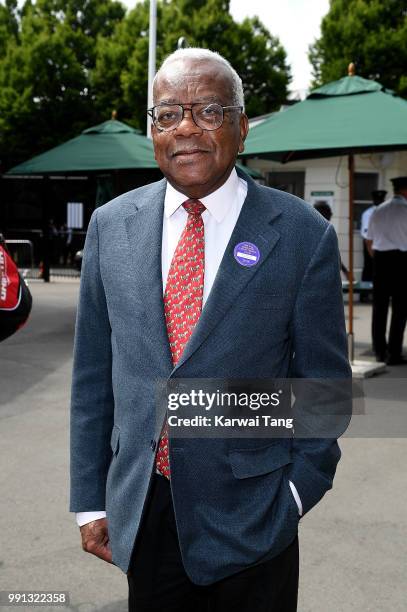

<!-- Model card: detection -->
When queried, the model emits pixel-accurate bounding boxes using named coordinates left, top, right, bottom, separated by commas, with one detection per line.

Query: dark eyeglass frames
left=147, top=102, right=243, bottom=132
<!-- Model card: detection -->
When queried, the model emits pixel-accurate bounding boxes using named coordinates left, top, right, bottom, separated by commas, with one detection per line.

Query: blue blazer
left=70, top=168, right=351, bottom=584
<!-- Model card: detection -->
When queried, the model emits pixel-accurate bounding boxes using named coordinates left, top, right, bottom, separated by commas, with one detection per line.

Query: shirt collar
left=164, top=167, right=240, bottom=223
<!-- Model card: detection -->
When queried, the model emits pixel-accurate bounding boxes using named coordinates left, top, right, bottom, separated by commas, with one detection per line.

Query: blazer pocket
left=110, top=425, right=120, bottom=455
left=229, top=442, right=292, bottom=479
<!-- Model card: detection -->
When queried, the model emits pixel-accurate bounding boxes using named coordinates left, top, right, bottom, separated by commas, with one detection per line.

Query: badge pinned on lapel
left=234, top=242, right=260, bottom=267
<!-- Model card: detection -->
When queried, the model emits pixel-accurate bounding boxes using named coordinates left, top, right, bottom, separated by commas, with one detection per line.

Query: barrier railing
left=4, top=229, right=85, bottom=280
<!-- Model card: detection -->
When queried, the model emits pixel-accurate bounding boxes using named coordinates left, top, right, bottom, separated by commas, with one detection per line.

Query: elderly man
left=70, top=48, right=350, bottom=611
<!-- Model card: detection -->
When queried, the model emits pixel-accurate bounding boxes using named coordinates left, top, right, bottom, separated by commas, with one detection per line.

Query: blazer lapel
left=124, top=180, right=173, bottom=372
left=173, top=174, right=283, bottom=372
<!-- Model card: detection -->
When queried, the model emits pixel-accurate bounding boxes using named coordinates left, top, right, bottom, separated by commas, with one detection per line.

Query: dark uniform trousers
left=372, top=250, right=407, bottom=360
left=361, top=241, right=373, bottom=282
left=127, top=474, right=299, bottom=612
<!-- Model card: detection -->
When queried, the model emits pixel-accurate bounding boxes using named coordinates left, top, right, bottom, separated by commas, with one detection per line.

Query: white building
left=245, top=150, right=407, bottom=277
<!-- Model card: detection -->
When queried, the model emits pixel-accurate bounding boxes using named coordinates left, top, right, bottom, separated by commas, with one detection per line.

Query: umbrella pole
left=348, top=154, right=355, bottom=362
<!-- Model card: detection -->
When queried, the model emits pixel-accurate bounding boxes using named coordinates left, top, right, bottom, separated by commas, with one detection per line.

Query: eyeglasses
left=147, top=102, right=243, bottom=132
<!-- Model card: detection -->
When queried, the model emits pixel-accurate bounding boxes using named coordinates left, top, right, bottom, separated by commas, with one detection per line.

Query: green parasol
left=243, top=72, right=407, bottom=163
left=6, top=117, right=158, bottom=174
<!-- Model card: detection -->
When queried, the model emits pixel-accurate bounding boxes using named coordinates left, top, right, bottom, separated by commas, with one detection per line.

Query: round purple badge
left=233, top=242, right=260, bottom=267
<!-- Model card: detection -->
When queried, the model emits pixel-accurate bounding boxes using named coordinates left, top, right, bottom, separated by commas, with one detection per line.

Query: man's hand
left=80, top=518, right=113, bottom=564
left=365, top=239, right=374, bottom=257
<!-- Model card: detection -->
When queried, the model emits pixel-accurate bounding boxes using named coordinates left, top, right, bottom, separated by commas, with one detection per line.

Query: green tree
left=92, top=0, right=291, bottom=131
left=309, top=0, right=407, bottom=96
left=0, top=0, right=290, bottom=169
left=0, top=0, right=18, bottom=56
left=0, top=0, right=125, bottom=168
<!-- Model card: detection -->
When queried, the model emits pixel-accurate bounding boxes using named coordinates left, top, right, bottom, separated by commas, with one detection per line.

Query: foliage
left=309, top=0, right=407, bottom=96
left=0, top=0, right=18, bottom=56
left=0, top=0, right=290, bottom=169
left=0, top=0, right=126, bottom=168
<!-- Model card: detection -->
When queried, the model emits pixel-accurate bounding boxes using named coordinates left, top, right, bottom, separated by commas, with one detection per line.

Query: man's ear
left=238, top=113, right=249, bottom=154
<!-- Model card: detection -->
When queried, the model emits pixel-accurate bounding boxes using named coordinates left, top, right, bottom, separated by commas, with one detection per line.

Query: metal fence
left=5, top=229, right=85, bottom=280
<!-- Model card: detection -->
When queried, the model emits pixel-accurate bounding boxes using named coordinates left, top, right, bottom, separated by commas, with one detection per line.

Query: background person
left=360, top=190, right=387, bottom=282
left=366, top=177, right=407, bottom=364
left=59, top=223, right=74, bottom=266
left=313, top=201, right=349, bottom=279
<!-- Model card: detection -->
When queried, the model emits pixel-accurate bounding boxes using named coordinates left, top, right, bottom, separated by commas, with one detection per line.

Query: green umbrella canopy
left=242, top=74, right=407, bottom=162
left=6, top=119, right=158, bottom=174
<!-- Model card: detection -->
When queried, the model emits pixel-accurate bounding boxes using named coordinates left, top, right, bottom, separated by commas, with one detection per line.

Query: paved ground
left=0, top=281, right=406, bottom=611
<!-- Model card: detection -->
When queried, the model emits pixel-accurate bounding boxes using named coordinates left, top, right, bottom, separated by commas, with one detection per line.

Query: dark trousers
left=372, top=250, right=407, bottom=359
left=127, top=474, right=299, bottom=612
left=361, top=241, right=373, bottom=282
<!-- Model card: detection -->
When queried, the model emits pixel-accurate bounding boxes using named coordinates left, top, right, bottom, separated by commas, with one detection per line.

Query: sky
left=122, top=0, right=330, bottom=93
left=229, top=0, right=330, bottom=92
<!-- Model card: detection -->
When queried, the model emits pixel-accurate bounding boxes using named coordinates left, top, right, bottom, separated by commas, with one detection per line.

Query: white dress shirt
left=366, top=195, right=407, bottom=251
left=76, top=169, right=302, bottom=527
left=360, top=205, right=375, bottom=239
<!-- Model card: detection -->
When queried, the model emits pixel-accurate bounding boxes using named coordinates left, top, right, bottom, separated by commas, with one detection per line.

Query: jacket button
left=150, top=440, right=156, bottom=451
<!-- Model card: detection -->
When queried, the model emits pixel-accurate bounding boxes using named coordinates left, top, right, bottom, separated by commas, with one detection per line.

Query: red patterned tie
left=155, top=199, right=206, bottom=478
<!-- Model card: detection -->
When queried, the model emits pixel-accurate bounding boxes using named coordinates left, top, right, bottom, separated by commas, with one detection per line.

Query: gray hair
left=153, top=48, right=245, bottom=110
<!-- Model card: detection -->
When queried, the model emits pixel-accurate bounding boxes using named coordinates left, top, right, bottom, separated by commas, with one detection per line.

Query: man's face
left=152, top=58, right=249, bottom=198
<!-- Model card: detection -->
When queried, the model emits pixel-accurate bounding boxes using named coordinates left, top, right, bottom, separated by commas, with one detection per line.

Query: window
left=354, top=172, right=378, bottom=229
left=266, top=172, right=305, bottom=199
